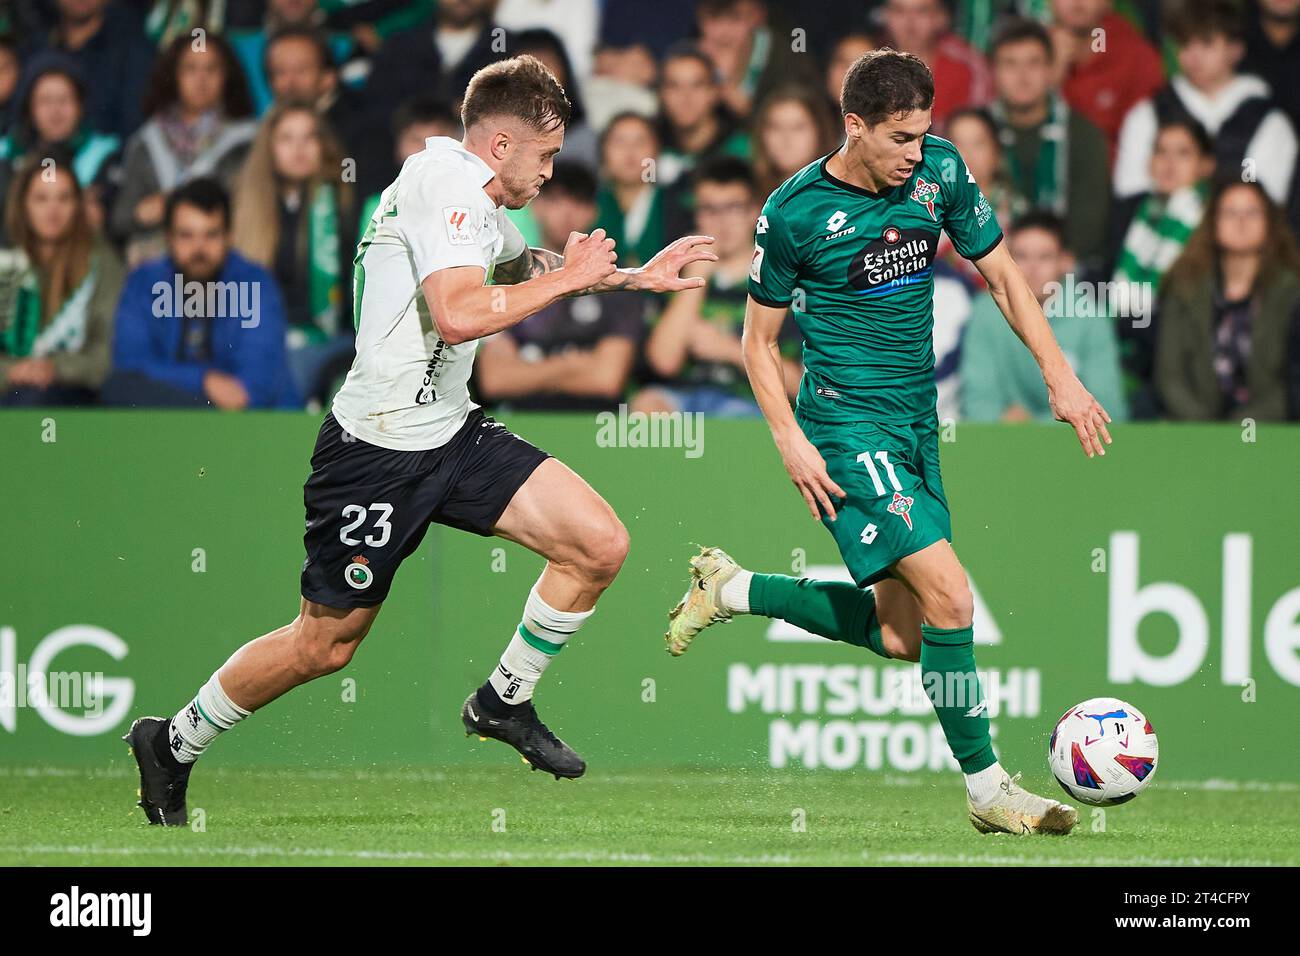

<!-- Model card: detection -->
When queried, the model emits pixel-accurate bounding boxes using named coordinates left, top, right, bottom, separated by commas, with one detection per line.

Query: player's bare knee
left=582, top=518, right=630, bottom=586
left=923, top=575, right=973, bottom=630
left=292, top=613, right=367, bottom=678
left=306, top=638, right=358, bottom=676
left=322, top=637, right=362, bottom=674
left=883, top=631, right=921, bottom=662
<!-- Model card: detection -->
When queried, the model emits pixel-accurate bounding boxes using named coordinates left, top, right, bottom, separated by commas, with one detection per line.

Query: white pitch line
left=0, top=843, right=811, bottom=866
left=2, top=843, right=1291, bottom=867
left=865, top=851, right=1292, bottom=867
left=2, top=765, right=1297, bottom=793
left=0, top=766, right=939, bottom=788
left=1159, top=778, right=1300, bottom=793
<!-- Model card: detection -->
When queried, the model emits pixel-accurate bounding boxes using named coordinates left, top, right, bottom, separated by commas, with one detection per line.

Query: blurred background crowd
left=0, top=0, right=1298, bottom=422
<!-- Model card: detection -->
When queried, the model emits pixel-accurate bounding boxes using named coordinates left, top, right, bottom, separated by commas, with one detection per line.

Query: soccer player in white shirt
left=124, top=56, right=716, bottom=824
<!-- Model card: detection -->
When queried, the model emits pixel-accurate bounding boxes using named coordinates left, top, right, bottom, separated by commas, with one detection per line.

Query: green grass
left=2, top=763, right=1296, bottom=866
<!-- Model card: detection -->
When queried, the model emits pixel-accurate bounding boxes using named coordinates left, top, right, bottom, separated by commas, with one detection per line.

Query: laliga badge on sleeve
left=444, top=206, right=476, bottom=245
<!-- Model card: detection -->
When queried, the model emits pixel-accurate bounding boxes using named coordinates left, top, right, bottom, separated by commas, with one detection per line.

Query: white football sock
left=168, top=671, right=251, bottom=763
left=488, top=583, right=593, bottom=705
left=965, top=761, right=1008, bottom=807
left=719, top=569, right=754, bottom=614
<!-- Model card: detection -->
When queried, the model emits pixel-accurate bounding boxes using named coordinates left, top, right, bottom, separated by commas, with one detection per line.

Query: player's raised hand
left=561, top=228, right=618, bottom=291
left=1048, top=371, right=1113, bottom=458
left=775, top=427, right=848, bottom=521
left=638, top=235, right=718, bottom=292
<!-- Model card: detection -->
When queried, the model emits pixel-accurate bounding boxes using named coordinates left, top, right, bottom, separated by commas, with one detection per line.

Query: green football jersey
left=748, top=135, right=1003, bottom=424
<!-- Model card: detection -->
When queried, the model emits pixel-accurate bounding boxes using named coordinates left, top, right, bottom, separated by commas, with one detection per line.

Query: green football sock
left=749, top=574, right=888, bottom=658
left=920, top=624, right=997, bottom=773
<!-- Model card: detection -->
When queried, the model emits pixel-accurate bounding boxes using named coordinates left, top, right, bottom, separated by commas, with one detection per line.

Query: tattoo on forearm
left=495, top=246, right=648, bottom=297
left=577, top=271, right=643, bottom=296
left=528, top=248, right=565, bottom=277
left=493, top=248, right=563, bottom=285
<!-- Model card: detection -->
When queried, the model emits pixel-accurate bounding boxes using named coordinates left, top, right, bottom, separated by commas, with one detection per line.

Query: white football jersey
left=331, top=137, right=526, bottom=450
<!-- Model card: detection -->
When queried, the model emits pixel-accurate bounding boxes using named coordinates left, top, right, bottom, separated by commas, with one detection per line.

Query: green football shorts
left=797, top=413, right=953, bottom=587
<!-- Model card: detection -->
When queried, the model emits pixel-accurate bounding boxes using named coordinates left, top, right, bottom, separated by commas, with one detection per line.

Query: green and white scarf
left=740, top=27, right=771, bottom=101
left=0, top=251, right=99, bottom=358
left=1113, top=183, right=1207, bottom=293
left=307, top=184, right=341, bottom=339
left=992, top=94, right=1070, bottom=215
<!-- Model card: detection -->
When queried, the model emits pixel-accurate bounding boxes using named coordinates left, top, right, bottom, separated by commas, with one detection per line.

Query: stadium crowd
left=0, top=0, right=1298, bottom=421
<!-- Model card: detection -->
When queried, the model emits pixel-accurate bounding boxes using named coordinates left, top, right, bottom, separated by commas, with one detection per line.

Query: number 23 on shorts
left=339, top=502, right=394, bottom=547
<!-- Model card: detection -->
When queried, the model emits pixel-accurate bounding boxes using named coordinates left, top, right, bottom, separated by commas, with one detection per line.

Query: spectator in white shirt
left=1114, top=0, right=1297, bottom=205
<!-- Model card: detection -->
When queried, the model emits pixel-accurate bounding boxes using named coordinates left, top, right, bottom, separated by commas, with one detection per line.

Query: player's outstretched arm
left=586, top=234, right=718, bottom=295
left=494, top=233, right=718, bottom=295
left=973, top=241, right=1113, bottom=458
left=490, top=246, right=566, bottom=285
left=421, top=230, right=618, bottom=344
left=742, top=296, right=846, bottom=521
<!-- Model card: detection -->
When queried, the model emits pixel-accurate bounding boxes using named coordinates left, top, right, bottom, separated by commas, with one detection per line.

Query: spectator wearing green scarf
left=231, top=102, right=357, bottom=408
left=655, top=44, right=751, bottom=188
left=0, top=53, right=121, bottom=243
left=0, top=154, right=124, bottom=405
left=988, top=18, right=1110, bottom=271
left=1107, top=116, right=1214, bottom=417
left=594, top=112, right=691, bottom=269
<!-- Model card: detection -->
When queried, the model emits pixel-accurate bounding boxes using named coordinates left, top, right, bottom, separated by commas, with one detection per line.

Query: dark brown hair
left=142, top=32, right=254, bottom=120
left=231, top=101, right=352, bottom=267
left=946, top=106, right=1001, bottom=148
left=1166, top=0, right=1244, bottom=45
left=1164, top=179, right=1300, bottom=294
left=840, top=48, right=934, bottom=126
left=990, top=18, right=1054, bottom=62
left=263, top=25, right=335, bottom=76
left=460, top=55, right=571, bottom=133
left=4, top=152, right=94, bottom=323
left=752, top=85, right=839, bottom=195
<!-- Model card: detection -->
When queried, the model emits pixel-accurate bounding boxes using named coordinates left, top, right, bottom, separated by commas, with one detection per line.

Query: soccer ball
left=1048, top=697, right=1159, bottom=806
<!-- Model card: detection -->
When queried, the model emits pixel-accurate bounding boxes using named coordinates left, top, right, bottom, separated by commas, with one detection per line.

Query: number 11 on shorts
left=857, top=451, right=901, bottom=497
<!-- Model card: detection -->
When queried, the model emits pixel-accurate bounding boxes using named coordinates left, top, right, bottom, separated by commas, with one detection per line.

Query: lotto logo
left=443, top=206, right=475, bottom=245
left=826, top=210, right=848, bottom=232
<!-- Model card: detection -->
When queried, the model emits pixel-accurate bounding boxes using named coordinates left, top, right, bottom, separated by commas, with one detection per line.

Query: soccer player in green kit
left=664, top=50, right=1113, bottom=835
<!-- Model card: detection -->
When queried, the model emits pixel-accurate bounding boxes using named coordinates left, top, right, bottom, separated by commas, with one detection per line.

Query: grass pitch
left=1, top=763, right=1296, bottom=867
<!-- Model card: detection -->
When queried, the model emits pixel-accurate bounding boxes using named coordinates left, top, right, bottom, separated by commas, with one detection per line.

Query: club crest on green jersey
left=910, top=178, right=940, bottom=221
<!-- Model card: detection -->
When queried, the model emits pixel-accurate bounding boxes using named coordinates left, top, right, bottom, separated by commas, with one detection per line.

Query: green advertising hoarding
left=2, top=411, right=1297, bottom=783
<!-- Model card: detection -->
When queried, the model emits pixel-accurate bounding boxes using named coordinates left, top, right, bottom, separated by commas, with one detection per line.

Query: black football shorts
left=300, top=409, right=550, bottom=608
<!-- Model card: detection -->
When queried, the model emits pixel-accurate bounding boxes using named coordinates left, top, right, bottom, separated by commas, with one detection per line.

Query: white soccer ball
left=1048, top=697, right=1159, bottom=806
